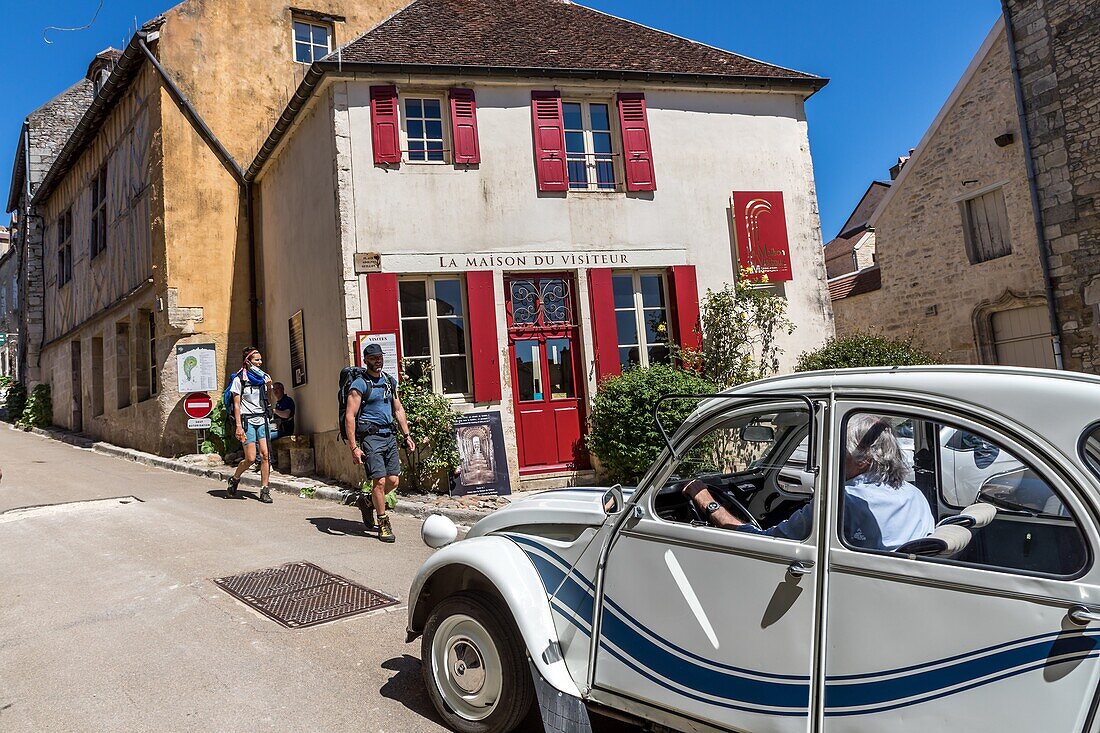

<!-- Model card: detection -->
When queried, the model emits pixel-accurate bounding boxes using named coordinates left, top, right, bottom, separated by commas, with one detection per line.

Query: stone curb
left=12, top=424, right=493, bottom=525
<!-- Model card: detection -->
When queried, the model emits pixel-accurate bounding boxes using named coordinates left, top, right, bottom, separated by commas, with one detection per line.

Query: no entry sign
left=183, top=392, right=213, bottom=420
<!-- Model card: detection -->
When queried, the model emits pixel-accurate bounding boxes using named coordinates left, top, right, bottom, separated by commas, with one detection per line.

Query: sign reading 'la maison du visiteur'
left=374, top=248, right=688, bottom=273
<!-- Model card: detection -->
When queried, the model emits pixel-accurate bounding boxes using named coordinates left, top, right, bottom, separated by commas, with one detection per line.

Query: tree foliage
left=20, top=383, right=52, bottom=428
left=795, top=332, right=940, bottom=372
left=680, top=278, right=794, bottom=389
left=586, top=364, right=717, bottom=484
left=201, top=398, right=241, bottom=456
left=4, top=381, right=26, bottom=423
left=398, top=368, right=461, bottom=494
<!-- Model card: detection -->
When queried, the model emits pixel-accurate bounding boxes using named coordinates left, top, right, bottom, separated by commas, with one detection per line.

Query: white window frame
left=562, top=99, right=620, bottom=192
left=613, top=270, right=672, bottom=370
left=398, top=276, right=473, bottom=399
left=400, top=95, right=449, bottom=164
left=292, top=18, right=332, bottom=64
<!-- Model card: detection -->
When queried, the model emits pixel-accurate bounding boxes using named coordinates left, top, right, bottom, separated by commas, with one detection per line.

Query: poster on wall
left=732, top=191, right=794, bottom=282
left=288, top=310, right=308, bottom=387
left=175, top=343, right=217, bottom=394
left=354, top=331, right=400, bottom=381
left=452, top=411, right=511, bottom=497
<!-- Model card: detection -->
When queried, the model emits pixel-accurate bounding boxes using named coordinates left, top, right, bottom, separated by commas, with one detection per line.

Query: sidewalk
left=11, top=423, right=509, bottom=525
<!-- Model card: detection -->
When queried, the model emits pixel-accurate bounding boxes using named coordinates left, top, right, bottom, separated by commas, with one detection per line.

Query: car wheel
left=421, top=591, right=535, bottom=733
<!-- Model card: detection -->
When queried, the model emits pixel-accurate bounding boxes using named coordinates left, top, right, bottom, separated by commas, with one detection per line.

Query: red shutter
left=367, top=273, right=400, bottom=334
left=588, top=268, right=621, bottom=382
left=449, top=88, right=481, bottom=165
left=370, top=85, right=401, bottom=165
left=617, top=93, right=656, bottom=192
left=668, top=266, right=701, bottom=352
left=531, top=91, right=568, bottom=192
left=466, top=271, right=501, bottom=401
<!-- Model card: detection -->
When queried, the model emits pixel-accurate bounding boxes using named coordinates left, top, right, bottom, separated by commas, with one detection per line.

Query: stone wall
left=1004, top=0, right=1100, bottom=372
left=840, top=22, right=1049, bottom=362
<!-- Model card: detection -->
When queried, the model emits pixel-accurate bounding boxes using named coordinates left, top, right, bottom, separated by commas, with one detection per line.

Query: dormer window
left=293, top=18, right=332, bottom=63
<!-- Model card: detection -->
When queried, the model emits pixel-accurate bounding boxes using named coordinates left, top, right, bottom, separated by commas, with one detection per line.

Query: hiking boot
left=227, top=475, right=240, bottom=497
left=356, top=494, right=378, bottom=531
left=377, top=513, right=396, bottom=543
left=259, top=487, right=273, bottom=504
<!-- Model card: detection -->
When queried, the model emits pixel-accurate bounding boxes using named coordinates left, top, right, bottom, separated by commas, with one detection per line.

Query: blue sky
left=1, top=0, right=1001, bottom=238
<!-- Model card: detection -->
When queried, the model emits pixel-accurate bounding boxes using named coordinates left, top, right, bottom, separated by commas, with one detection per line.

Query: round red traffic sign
left=183, top=392, right=213, bottom=420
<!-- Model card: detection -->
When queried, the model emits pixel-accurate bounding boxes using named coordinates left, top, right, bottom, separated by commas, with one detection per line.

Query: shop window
left=56, top=209, right=73, bottom=287
left=399, top=277, right=470, bottom=397
left=293, top=18, right=331, bottom=63
left=962, top=187, right=1011, bottom=263
left=403, top=97, right=447, bottom=162
left=612, top=271, right=671, bottom=370
left=563, top=101, right=616, bottom=190
left=90, top=164, right=108, bottom=259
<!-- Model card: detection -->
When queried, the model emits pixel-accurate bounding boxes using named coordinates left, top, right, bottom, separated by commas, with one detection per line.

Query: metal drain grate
left=213, top=561, right=399, bottom=628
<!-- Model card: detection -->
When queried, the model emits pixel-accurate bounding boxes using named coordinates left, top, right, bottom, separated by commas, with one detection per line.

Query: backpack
left=222, top=368, right=270, bottom=433
left=337, top=367, right=397, bottom=443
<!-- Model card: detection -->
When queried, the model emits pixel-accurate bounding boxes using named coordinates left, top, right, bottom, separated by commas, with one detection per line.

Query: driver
left=683, top=414, right=935, bottom=550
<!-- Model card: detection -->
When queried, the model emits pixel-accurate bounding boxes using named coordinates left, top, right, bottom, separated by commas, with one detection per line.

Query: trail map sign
left=176, top=343, right=217, bottom=394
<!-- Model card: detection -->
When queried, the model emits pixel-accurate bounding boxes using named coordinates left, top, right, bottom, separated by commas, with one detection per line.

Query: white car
left=407, top=367, right=1100, bottom=733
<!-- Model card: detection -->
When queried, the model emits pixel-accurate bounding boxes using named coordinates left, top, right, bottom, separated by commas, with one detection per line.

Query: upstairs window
left=90, top=164, right=107, bottom=259
left=293, top=19, right=331, bottom=63
left=403, top=97, right=446, bottom=163
left=563, top=101, right=616, bottom=190
left=613, top=271, right=671, bottom=370
left=57, top=209, right=73, bottom=287
left=962, top=187, right=1011, bottom=263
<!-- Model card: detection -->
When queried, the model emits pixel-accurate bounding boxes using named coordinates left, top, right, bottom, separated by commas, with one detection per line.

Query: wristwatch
left=705, top=501, right=721, bottom=516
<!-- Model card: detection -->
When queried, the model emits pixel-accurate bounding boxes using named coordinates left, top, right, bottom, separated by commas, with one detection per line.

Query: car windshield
left=674, top=410, right=808, bottom=481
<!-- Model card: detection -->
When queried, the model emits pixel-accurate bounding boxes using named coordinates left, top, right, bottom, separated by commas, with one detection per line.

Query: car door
left=591, top=399, right=824, bottom=733
left=824, top=400, right=1100, bottom=732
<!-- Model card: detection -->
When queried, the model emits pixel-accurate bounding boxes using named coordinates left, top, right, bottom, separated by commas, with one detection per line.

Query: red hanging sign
left=732, top=191, right=793, bottom=282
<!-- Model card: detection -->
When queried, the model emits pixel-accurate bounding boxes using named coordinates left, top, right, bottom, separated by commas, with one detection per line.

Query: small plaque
left=353, top=252, right=382, bottom=274
left=188, top=417, right=212, bottom=429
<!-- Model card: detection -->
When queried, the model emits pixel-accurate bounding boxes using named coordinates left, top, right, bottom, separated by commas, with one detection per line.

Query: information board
left=452, top=411, right=511, bottom=497
left=176, top=343, right=218, bottom=394
left=354, top=331, right=400, bottom=382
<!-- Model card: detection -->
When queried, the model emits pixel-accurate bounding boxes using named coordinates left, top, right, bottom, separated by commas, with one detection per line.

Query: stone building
left=0, top=225, right=15, bottom=378
left=831, top=17, right=1057, bottom=367
left=251, top=0, right=834, bottom=487
left=822, top=181, right=888, bottom=280
left=5, top=0, right=406, bottom=453
left=1003, top=0, right=1100, bottom=372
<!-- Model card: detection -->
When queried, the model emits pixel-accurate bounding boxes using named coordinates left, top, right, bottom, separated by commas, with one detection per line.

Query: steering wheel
left=681, top=480, right=762, bottom=530
left=723, top=492, right=763, bottom=530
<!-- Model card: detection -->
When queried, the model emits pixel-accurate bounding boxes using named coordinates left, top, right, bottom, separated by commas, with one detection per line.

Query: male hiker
left=344, top=343, right=414, bottom=542
left=227, top=346, right=275, bottom=503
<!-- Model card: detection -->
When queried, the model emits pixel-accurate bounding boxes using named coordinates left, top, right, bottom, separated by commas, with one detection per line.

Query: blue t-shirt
left=740, top=475, right=935, bottom=550
left=350, top=373, right=393, bottom=428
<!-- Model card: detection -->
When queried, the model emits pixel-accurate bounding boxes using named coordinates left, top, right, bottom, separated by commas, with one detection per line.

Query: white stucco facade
left=257, top=72, right=832, bottom=488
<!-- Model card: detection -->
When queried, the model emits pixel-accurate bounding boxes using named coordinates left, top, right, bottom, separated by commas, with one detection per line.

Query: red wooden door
left=505, top=275, right=588, bottom=474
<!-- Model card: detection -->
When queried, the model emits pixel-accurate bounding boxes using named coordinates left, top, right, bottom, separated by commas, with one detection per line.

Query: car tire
left=421, top=591, right=536, bottom=733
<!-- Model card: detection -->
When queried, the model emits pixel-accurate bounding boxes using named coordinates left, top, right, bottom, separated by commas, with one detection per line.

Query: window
left=840, top=410, right=1087, bottom=577
left=116, top=321, right=130, bottom=409
left=612, top=271, right=671, bottom=370
left=90, top=164, right=107, bottom=259
left=292, top=19, right=331, bottom=63
left=147, top=310, right=157, bottom=396
left=91, top=337, right=104, bottom=417
left=962, top=187, right=1011, bottom=263
left=563, top=101, right=616, bottom=190
left=56, top=210, right=73, bottom=286
left=403, top=98, right=446, bottom=162
left=399, top=277, right=470, bottom=397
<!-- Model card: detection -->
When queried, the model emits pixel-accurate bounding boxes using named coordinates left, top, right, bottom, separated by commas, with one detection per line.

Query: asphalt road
left=0, top=425, right=451, bottom=732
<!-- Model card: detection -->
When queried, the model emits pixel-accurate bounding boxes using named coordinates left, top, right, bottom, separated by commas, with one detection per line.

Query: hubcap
left=432, top=614, right=504, bottom=721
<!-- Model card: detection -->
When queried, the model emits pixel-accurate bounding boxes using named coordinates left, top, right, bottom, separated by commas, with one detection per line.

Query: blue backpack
left=222, top=369, right=269, bottom=430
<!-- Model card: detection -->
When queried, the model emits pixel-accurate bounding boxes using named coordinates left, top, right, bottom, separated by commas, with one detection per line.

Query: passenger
left=683, top=414, right=935, bottom=550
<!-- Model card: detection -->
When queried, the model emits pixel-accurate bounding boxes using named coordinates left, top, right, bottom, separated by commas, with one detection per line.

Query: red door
left=506, top=275, right=588, bottom=474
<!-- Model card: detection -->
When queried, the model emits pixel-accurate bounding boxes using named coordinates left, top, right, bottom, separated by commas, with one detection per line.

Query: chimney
left=86, top=48, right=122, bottom=96
left=889, top=148, right=915, bottom=180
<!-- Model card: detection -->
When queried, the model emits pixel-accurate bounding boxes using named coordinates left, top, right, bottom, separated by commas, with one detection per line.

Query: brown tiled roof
left=335, top=0, right=824, bottom=85
left=823, top=234, right=858, bottom=279
left=836, top=180, right=890, bottom=238
left=828, top=266, right=881, bottom=301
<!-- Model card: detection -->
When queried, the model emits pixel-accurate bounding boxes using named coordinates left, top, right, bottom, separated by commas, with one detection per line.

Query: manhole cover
left=213, top=562, right=398, bottom=628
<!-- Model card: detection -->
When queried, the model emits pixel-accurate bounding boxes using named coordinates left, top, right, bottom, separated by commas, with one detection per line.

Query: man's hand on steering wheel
left=681, top=479, right=762, bottom=530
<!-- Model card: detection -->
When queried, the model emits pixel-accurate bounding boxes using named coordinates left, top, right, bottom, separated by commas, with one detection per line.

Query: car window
left=1079, top=423, right=1100, bottom=481
left=654, top=407, right=813, bottom=540
left=840, top=409, right=1088, bottom=577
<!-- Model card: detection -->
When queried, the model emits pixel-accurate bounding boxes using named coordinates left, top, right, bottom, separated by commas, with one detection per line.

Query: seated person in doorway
left=684, top=413, right=934, bottom=551
left=272, top=382, right=295, bottom=438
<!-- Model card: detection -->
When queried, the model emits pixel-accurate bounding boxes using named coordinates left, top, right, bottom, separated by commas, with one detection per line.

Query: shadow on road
left=307, top=516, right=371, bottom=536
left=205, top=489, right=258, bottom=501
left=379, top=654, right=447, bottom=727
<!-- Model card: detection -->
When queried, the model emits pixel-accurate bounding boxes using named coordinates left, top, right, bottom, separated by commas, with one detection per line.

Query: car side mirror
left=603, top=484, right=624, bottom=515
left=741, top=425, right=776, bottom=443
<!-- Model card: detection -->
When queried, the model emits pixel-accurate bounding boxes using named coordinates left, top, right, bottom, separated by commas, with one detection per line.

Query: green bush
left=201, top=398, right=241, bottom=457
left=796, top=332, right=939, bottom=372
left=20, top=383, right=52, bottom=428
left=587, top=364, right=717, bottom=484
left=398, top=368, right=461, bottom=494
left=4, top=381, right=26, bottom=423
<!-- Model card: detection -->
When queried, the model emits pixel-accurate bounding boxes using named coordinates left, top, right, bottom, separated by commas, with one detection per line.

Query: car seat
left=937, top=502, right=997, bottom=529
left=894, top=524, right=972, bottom=558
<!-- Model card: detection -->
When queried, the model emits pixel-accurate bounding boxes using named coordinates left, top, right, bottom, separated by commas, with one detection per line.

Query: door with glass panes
left=505, top=275, right=587, bottom=473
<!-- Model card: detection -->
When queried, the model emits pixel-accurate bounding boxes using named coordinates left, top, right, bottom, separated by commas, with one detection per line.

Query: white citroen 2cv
left=407, top=367, right=1100, bottom=733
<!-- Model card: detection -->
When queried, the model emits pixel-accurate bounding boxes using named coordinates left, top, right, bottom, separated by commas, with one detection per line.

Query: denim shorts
left=244, top=420, right=270, bottom=446
left=360, top=432, right=401, bottom=480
